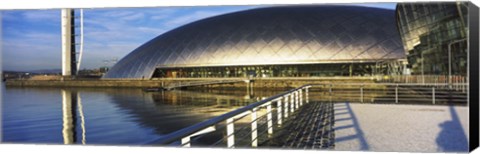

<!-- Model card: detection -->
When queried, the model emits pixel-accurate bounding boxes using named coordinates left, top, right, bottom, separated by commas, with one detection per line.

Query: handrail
left=308, top=83, right=468, bottom=86
left=148, top=84, right=311, bottom=145
left=147, top=82, right=468, bottom=147
left=308, top=83, right=467, bottom=104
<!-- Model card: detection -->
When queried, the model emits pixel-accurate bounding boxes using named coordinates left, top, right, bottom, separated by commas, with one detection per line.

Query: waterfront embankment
left=4, top=77, right=378, bottom=89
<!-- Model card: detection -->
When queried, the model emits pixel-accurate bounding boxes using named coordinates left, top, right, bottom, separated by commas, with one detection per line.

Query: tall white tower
left=61, top=9, right=76, bottom=76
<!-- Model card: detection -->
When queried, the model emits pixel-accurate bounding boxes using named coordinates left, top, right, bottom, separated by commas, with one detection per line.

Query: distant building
left=104, top=5, right=406, bottom=79
left=396, top=2, right=468, bottom=76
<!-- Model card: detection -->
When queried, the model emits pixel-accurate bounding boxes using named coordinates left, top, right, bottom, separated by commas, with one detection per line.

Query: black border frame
left=468, top=1, right=479, bottom=152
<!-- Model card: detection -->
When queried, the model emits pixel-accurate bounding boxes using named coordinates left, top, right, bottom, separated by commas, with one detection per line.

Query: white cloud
left=137, top=27, right=166, bottom=34
left=2, top=31, right=60, bottom=49
left=82, top=9, right=168, bottom=47
left=148, top=8, right=178, bottom=20
left=22, top=10, right=59, bottom=21
left=122, top=12, right=145, bottom=21
left=164, top=10, right=224, bottom=28
left=150, top=14, right=169, bottom=20
left=101, top=10, right=136, bottom=18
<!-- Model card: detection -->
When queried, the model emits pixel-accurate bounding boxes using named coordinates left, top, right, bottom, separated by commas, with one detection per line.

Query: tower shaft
left=61, top=9, right=76, bottom=76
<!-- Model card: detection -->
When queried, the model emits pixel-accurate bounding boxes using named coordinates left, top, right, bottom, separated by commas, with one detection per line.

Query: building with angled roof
left=396, top=2, right=468, bottom=76
left=103, top=5, right=406, bottom=79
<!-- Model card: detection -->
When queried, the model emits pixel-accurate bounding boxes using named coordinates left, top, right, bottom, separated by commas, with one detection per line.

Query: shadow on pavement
left=435, top=104, right=468, bottom=152
left=334, top=102, right=369, bottom=151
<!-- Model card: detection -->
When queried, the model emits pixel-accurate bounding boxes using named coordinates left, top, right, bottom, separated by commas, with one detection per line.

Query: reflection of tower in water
left=62, top=90, right=76, bottom=144
left=61, top=90, right=86, bottom=144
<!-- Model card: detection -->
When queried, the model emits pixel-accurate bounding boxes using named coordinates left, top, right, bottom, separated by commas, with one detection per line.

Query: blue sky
left=1, top=3, right=396, bottom=71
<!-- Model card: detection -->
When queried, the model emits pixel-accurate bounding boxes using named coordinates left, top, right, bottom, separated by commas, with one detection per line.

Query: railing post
left=459, top=77, right=462, bottom=91
left=226, top=118, right=235, bottom=148
left=360, top=84, right=364, bottom=103
left=432, top=87, right=435, bottom=104
left=293, top=91, right=297, bottom=109
left=290, top=94, right=294, bottom=113
left=291, top=93, right=295, bottom=110
left=251, top=108, right=258, bottom=147
left=295, top=91, right=299, bottom=109
left=299, top=89, right=303, bottom=106
left=284, top=96, right=289, bottom=118
left=267, top=103, right=273, bottom=136
left=298, top=90, right=301, bottom=106
left=395, top=84, right=398, bottom=103
left=181, top=126, right=216, bottom=147
left=306, top=87, right=309, bottom=104
left=277, top=99, right=282, bottom=126
left=452, top=76, right=458, bottom=91
left=181, top=137, right=191, bottom=147
left=329, top=84, right=332, bottom=95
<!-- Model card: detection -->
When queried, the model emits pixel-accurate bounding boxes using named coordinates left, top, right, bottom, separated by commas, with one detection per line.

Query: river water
left=1, top=84, right=287, bottom=145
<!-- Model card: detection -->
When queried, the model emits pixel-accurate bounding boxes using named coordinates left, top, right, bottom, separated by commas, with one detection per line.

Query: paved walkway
left=265, top=102, right=335, bottom=149
left=333, top=102, right=469, bottom=152
left=264, top=101, right=468, bottom=153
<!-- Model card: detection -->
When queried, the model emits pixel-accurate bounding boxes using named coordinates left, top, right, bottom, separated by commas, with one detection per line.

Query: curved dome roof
left=104, top=5, right=405, bottom=78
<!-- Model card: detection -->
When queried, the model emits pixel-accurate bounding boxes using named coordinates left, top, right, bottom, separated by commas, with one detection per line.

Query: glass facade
left=151, top=63, right=389, bottom=78
left=104, top=5, right=405, bottom=79
left=396, top=2, right=468, bottom=75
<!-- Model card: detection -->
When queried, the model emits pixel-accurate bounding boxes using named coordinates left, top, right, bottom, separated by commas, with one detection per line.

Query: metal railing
left=308, top=83, right=468, bottom=104
left=148, top=85, right=311, bottom=147
left=378, top=75, right=467, bottom=86
left=147, top=82, right=468, bottom=148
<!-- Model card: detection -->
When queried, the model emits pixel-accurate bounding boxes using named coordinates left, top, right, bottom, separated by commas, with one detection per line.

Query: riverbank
left=4, top=77, right=377, bottom=88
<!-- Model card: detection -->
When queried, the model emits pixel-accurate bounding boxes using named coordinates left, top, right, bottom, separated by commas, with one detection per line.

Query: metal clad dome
left=104, top=5, right=405, bottom=78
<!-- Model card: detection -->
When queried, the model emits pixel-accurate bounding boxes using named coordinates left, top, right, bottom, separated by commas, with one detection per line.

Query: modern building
left=396, top=2, right=469, bottom=76
left=103, top=5, right=406, bottom=79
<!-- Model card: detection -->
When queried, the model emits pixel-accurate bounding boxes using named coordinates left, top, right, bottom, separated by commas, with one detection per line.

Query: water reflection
left=77, top=93, right=86, bottom=144
left=61, top=90, right=76, bottom=144
left=3, top=86, right=287, bottom=145
left=61, top=90, right=86, bottom=144
left=106, top=88, right=282, bottom=135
